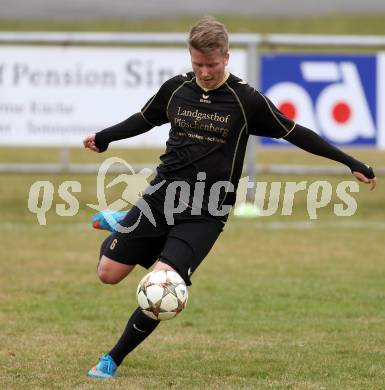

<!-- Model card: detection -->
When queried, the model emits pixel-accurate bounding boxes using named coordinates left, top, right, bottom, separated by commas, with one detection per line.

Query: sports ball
left=136, top=270, right=188, bottom=321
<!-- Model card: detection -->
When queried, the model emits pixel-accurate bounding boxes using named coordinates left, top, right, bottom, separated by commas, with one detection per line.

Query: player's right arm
left=84, top=112, right=154, bottom=153
left=83, top=132, right=100, bottom=152
left=83, top=74, right=188, bottom=153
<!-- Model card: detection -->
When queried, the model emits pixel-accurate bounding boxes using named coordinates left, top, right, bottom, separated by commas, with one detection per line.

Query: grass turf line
left=0, top=167, right=384, bottom=388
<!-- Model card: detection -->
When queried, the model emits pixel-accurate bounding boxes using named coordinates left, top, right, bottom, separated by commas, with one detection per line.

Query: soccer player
left=83, top=16, right=376, bottom=378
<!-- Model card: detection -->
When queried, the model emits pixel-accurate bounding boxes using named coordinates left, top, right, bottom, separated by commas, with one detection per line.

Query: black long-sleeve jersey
left=95, top=71, right=374, bottom=219
left=141, top=72, right=294, bottom=211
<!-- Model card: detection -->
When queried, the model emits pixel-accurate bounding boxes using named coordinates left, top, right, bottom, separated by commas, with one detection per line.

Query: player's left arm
left=285, top=124, right=377, bottom=190
left=246, top=90, right=376, bottom=190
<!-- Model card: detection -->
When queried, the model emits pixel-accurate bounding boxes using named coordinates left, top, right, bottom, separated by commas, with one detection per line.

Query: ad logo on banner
left=261, top=54, right=377, bottom=146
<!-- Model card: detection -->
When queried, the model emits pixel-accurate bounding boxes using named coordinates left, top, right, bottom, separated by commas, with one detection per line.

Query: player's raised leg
left=96, top=235, right=136, bottom=284
left=92, top=210, right=128, bottom=232
left=88, top=203, right=171, bottom=379
left=97, top=255, right=135, bottom=284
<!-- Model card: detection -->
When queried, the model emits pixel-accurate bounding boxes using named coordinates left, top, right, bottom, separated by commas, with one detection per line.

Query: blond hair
left=188, top=16, right=229, bottom=54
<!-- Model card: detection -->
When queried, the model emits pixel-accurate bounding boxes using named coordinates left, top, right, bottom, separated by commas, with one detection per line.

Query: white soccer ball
left=136, top=270, right=189, bottom=321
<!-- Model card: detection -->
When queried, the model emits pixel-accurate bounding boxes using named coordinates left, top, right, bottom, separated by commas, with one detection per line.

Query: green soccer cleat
left=88, top=354, right=117, bottom=378
left=92, top=210, right=128, bottom=232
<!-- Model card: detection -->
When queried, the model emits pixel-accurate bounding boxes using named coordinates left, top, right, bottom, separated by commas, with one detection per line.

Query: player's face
left=190, top=48, right=229, bottom=89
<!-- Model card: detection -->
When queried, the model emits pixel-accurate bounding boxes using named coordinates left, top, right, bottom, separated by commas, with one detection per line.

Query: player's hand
left=83, top=133, right=100, bottom=152
left=352, top=171, right=377, bottom=191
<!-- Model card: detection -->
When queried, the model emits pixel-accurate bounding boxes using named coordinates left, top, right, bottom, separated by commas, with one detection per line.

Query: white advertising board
left=378, top=53, right=385, bottom=149
left=260, top=53, right=385, bottom=148
left=0, top=46, right=246, bottom=147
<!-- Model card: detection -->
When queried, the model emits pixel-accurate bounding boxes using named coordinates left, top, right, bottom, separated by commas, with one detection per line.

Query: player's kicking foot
left=88, top=354, right=117, bottom=378
left=92, top=210, right=128, bottom=232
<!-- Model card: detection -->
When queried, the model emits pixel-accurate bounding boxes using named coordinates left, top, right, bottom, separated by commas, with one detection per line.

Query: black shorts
left=102, top=203, right=223, bottom=285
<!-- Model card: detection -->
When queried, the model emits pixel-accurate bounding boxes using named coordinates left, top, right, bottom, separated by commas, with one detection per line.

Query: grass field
left=0, top=147, right=384, bottom=389
left=2, top=14, right=385, bottom=35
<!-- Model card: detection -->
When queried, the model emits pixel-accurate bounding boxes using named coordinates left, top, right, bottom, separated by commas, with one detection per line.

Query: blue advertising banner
left=260, top=54, right=378, bottom=146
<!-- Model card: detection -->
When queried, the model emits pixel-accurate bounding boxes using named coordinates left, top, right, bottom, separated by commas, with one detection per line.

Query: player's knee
left=154, top=260, right=177, bottom=272
left=97, top=256, right=135, bottom=284
left=97, top=268, right=121, bottom=285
